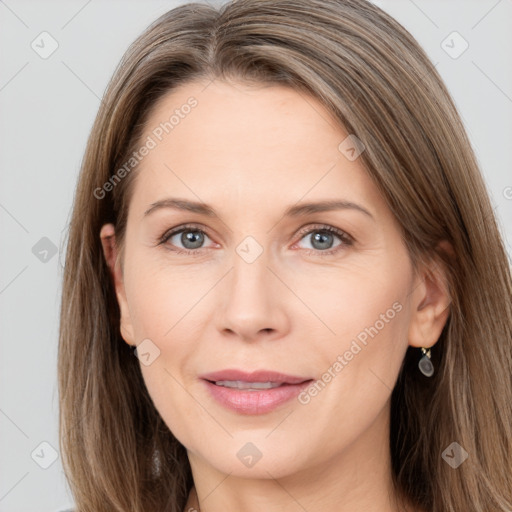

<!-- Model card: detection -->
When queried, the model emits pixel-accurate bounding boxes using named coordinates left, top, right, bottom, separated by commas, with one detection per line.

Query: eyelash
left=158, top=223, right=354, bottom=257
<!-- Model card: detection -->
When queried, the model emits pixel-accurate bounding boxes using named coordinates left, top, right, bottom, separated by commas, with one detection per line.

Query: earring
left=418, top=347, right=434, bottom=377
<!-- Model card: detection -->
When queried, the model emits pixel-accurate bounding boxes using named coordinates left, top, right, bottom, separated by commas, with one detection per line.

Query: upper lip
left=200, top=369, right=313, bottom=385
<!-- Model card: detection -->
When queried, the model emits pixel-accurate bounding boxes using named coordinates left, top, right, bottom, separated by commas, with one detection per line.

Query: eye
left=158, top=223, right=354, bottom=257
left=294, top=224, right=354, bottom=256
left=158, top=223, right=214, bottom=255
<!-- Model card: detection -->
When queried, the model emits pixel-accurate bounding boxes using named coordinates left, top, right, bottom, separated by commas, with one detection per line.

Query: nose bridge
left=230, top=233, right=272, bottom=303
left=216, top=231, right=286, bottom=339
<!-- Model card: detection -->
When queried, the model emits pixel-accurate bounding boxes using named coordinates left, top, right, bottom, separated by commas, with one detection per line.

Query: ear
left=100, top=223, right=135, bottom=346
left=408, top=241, right=453, bottom=349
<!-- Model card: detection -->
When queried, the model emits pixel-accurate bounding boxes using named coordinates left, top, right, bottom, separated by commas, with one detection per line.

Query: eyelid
left=294, top=223, right=353, bottom=243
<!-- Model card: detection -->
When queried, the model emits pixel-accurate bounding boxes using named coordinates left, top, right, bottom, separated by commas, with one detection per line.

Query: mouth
left=208, top=380, right=298, bottom=390
left=200, top=369, right=313, bottom=385
left=199, top=369, right=314, bottom=414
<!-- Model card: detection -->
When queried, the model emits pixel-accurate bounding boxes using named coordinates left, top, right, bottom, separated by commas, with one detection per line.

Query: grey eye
left=298, top=230, right=343, bottom=251
left=171, top=230, right=208, bottom=250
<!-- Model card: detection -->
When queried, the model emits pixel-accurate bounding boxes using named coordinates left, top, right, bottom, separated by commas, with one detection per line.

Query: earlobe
left=99, top=223, right=136, bottom=346
left=408, top=247, right=452, bottom=350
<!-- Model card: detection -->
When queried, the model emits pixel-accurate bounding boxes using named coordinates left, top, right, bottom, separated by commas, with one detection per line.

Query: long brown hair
left=58, top=1, right=512, bottom=510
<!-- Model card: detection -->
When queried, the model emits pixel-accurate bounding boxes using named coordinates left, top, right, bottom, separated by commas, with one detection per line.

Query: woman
left=58, top=1, right=512, bottom=511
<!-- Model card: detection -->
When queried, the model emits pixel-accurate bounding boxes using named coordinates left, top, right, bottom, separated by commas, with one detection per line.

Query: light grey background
left=0, top=0, right=511, bottom=510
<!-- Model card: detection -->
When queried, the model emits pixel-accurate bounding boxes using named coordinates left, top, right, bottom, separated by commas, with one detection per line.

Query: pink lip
left=200, top=369, right=313, bottom=415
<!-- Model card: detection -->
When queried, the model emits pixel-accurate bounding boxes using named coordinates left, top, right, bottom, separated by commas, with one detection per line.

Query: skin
left=100, top=79, right=450, bottom=512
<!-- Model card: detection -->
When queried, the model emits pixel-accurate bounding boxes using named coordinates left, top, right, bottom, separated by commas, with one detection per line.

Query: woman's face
left=103, top=79, right=447, bottom=481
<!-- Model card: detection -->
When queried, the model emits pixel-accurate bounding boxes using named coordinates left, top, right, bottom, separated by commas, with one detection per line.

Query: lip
left=200, top=369, right=314, bottom=415
left=200, top=369, right=311, bottom=385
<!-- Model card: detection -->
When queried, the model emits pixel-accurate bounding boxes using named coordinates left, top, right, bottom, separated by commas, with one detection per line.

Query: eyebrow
left=143, top=198, right=374, bottom=220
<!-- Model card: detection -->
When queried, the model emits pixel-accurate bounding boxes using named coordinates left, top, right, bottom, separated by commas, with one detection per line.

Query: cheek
left=123, top=251, right=208, bottom=340
left=343, top=270, right=411, bottom=372
left=297, top=249, right=413, bottom=411
left=295, top=255, right=411, bottom=362
left=289, top=267, right=412, bottom=459
left=121, top=257, right=210, bottom=438
left=336, top=275, right=409, bottom=357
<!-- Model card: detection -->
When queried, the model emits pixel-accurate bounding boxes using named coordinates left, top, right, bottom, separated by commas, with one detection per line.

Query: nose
left=215, top=245, right=290, bottom=343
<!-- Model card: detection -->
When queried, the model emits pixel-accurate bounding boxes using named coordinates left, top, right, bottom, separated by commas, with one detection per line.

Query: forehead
left=129, top=79, right=384, bottom=218
left=144, top=79, right=342, bottom=155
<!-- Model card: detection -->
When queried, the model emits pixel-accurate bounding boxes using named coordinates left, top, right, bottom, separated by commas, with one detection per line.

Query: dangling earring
left=418, top=347, right=434, bottom=377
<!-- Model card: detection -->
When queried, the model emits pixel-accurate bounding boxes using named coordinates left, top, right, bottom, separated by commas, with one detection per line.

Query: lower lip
left=202, top=379, right=313, bottom=415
